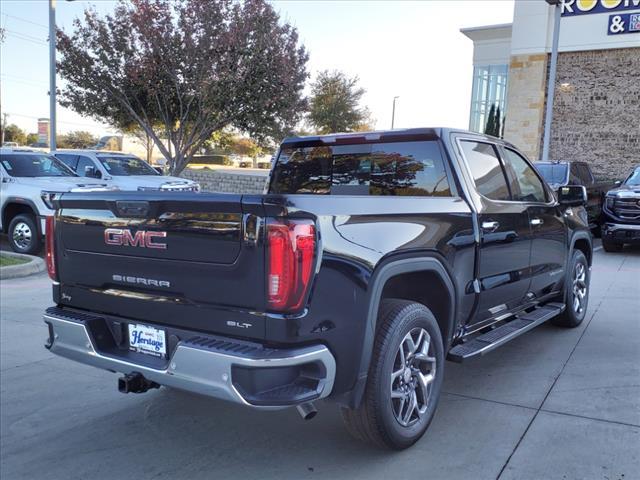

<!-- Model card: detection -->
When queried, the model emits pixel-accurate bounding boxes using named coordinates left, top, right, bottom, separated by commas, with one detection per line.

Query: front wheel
left=552, top=250, right=590, bottom=328
left=8, top=214, right=42, bottom=255
left=341, top=300, right=444, bottom=449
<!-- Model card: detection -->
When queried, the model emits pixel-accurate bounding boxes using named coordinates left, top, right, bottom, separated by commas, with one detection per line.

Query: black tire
left=602, top=237, right=623, bottom=252
left=341, top=299, right=444, bottom=450
left=552, top=250, right=590, bottom=328
left=8, top=214, right=42, bottom=255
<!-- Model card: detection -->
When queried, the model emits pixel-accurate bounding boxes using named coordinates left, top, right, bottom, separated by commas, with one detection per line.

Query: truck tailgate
left=53, top=192, right=266, bottom=338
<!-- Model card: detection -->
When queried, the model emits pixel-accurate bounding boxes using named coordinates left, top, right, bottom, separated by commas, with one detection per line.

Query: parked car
left=0, top=148, right=115, bottom=254
left=43, top=128, right=592, bottom=449
left=52, top=150, right=200, bottom=192
left=601, top=166, right=640, bottom=252
left=2, top=142, right=19, bottom=148
left=536, top=161, right=609, bottom=234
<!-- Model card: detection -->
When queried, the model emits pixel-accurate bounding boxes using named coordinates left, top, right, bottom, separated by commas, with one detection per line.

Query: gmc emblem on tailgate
left=104, top=228, right=167, bottom=249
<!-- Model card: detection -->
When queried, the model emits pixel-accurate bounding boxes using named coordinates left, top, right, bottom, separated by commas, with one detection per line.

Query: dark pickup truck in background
left=601, top=165, right=640, bottom=252
left=535, top=161, right=610, bottom=235
left=43, top=128, right=592, bottom=449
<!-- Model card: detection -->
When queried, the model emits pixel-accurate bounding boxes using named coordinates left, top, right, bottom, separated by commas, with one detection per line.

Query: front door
left=459, top=140, right=532, bottom=325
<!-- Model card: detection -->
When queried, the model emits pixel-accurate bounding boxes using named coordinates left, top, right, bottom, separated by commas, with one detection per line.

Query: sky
left=0, top=0, right=515, bottom=138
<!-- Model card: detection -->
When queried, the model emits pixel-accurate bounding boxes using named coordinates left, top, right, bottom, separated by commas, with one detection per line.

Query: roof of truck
left=280, top=127, right=508, bottom=148
left=53, top=149, right=132, bottom=156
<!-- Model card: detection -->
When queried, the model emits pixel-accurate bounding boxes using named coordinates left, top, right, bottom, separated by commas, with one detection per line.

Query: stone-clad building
left=461, top=0, right=639, bottom=180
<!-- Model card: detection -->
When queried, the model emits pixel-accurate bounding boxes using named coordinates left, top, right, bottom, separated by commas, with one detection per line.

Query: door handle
left=530, top=218, right=544, bottom=226
left=481, top=221, right=500, bottom=232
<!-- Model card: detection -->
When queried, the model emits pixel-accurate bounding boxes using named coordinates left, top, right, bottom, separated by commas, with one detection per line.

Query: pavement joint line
left=443, top=390, right=640, bottom=430
left=442, top=391, right=537, bottom=412
left=538, top=408, right=640, bottom=429
left=495, top=262, right=612, bottom=479
left=593, top=246, right=603, bottom=252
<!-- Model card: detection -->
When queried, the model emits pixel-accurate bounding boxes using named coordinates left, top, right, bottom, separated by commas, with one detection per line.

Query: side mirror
left=614, top=180, right=622, bottom=187
left=558, top=185, right=587, bottom=206
left=84, top=166, right=102, bottom=178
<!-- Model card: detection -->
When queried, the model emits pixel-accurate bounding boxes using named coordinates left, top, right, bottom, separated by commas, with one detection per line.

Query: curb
left=0, top=251, right=46, bottom=280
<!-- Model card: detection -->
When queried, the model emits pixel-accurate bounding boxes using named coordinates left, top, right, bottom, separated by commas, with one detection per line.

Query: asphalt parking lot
left=1, top=242, right=639, bottom=480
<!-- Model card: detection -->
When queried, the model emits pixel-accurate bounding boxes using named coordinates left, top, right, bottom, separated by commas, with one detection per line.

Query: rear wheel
left=341, top=299, right=444, bottom=449
left=552, top=250, right=590, bottom=328
left=8, top=214, right=42, bottom=255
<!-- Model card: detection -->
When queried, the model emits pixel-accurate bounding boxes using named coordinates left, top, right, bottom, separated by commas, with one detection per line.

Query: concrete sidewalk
left=1, top=246, right=638, bottom=480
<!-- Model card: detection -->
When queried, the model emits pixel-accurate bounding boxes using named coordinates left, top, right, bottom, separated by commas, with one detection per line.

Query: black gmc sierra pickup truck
left=601, top=165, right=640, bottom=252
left=43, top=128, right=593, bottom=449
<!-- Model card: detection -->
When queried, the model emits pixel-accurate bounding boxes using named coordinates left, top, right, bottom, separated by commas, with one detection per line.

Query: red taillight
left=266, top=219, right=316, bottom=312
left=45, top=215, right=57, bottom=281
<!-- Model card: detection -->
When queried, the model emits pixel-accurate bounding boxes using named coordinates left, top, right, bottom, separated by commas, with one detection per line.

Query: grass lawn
left=0, top=254, right=29, bottom=268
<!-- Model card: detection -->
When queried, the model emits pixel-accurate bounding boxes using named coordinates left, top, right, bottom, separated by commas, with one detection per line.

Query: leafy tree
left=26, top=133, right=39, bottom=145
left=230, top=137, right=261, bottom=157
left=56, top=0, right=308, bottom=175
left=3, top=124, right=27, bottom=145
left=308, top=70, right=372, bottom=134
left=203, top=130, right=236, bottom=154
left=57, top=131, right=98, bottom=149
left=121, top=123, right=155, bottom=163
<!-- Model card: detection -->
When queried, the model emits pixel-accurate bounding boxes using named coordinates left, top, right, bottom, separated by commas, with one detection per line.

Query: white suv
left=53, top=150, right=200, bottom=192
left=0, top=149, right=115, bottom=254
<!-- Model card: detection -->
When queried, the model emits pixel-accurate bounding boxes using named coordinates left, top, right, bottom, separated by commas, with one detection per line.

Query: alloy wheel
left=390, top=327, right=437, bottom=427
left=12, top=222, right=33, bottom=250
left=572, top=262, right=587, bottom=315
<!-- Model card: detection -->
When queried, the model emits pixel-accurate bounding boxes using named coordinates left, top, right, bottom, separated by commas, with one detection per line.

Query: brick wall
left=504, top=53, right=548, bottom=161
left=181, top=168, right=269, bottom=194
left=546, top=47, right=639, bottom=181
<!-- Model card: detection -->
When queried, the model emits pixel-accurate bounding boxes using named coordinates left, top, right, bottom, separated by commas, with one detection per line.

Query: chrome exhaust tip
left=296, top=402, right=318, bottom=420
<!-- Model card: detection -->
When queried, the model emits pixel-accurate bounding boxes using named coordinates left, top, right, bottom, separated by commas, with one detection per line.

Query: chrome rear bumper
left=44, top=309, right=335, bottom=409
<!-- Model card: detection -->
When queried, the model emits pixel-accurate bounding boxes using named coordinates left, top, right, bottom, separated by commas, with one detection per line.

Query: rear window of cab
left=269, top=141, right=451, bottom=197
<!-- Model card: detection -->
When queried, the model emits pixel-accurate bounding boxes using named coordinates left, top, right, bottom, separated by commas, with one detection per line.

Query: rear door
left=458, top=140, right=532, bottom=325
left=54, top=191, right=267, bottom=338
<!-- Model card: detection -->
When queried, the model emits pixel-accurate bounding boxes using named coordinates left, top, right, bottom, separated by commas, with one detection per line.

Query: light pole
left=391, top=96, right=399, bottom=129
left=49, top=0, right=57, bottom=151
left=541, top=0, right=562, bottom=162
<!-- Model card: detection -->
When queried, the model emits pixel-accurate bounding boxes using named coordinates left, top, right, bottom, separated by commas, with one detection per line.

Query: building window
left=469, top=65, right=508, bottom=136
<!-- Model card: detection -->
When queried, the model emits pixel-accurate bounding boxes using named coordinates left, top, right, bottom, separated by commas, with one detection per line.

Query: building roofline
left=460, top=23, right=513, bottom=41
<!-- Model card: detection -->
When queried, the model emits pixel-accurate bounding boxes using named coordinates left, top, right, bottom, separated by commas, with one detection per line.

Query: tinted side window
left=569, top=163, right=582, bottom=185
left=502, top=149, right=547, bottom=203
left=55, top=154, right=78, bottom=171
left=460, top=141, right=510, bottom=201
left=270, top=141, right=451, bottom=196
left=76, top=156, right=96, bottom=177
left=577, top=164, right=593, bottom=184
left=370, top=142, right=451, bottom=196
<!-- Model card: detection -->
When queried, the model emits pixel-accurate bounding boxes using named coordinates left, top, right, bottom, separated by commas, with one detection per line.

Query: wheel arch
left=1, top=198, right=40, bottom=234
left=570, top=231, right=593, bottom=267
left=348, top=255, right=456, bottom=408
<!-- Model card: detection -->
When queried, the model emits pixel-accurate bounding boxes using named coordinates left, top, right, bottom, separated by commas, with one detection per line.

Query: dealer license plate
left=128, top=323, right=167, bottom=358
